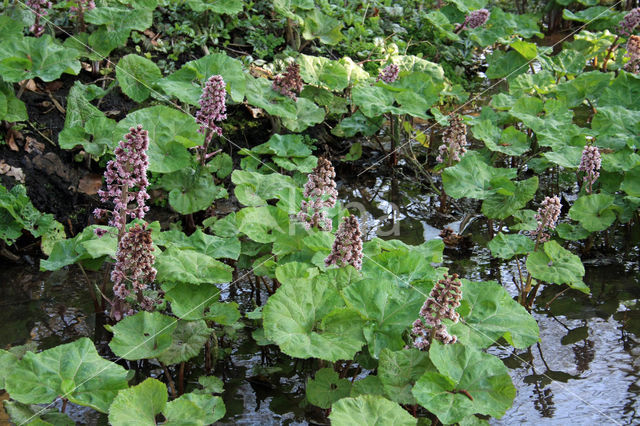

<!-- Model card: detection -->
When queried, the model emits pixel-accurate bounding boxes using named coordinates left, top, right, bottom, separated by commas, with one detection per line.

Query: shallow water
left=1, top=171, right=640, bottom=425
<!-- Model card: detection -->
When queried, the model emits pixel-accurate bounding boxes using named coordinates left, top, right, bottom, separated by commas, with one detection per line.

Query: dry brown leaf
left=77, top=173, right=103, bottom=195
left=6, top=132, right=19, bottom=151
left=0, top=160, right=25, bottom=183
left=19, top=79, right=38, bottom=92
left=24, top=136, right=45, bottom=154
left=245, top=104, right=265, bottom=118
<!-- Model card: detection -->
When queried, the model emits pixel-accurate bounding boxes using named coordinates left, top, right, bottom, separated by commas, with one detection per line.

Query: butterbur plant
left=530, top=195, right=561, bottom=245
left=619, top=7, right=640, bottom=37
left=325, top=215, right=363, bottom=270
left=297, top=157, right=338, bottom=231
left=70, top=0, right=95, bottom=31
left=94, top=125, right=150, bottom=237
left=455, top=8, right=490, bottom=33
left=376, top=64, right=399, bottom=84
left=272, top=62, right=303, bottom=100
left=604, top=8, right=640, bottom=70
left=437, top=114, right=467, bottom=212
left=624, top=35, right=640, bottom=73
left=26, top=0, right=52, bottom=37
left=196, top=75, right=227, bottom=165
left=412, top=274, right=462, bottom=349
left=111, top=223, right=158, bottom=320
left=579, top=145, right=601, bottom=194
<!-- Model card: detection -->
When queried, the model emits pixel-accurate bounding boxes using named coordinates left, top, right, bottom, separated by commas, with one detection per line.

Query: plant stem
left=160, top=362, right=178, bottom=398
left=78, top=264, right=100, bottom=312
left=178, top=362, right=185, bottom=396
left=602, top=35, right=620, bottom=72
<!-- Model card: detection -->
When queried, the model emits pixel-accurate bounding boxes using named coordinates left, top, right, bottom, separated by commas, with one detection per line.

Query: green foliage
left=5, top=338, right=129, bottom=413
left=329, top=395, right=417, bottom=426
left=0, top=184, right=62, bottom=247
left=116, top=54, right=162, bottom=102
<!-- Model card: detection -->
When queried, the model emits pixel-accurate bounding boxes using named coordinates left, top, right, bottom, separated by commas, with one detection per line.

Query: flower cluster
left=436, top=114, right=468, bottom=164
left=530, top=195, right=562, bottom=243
left=463, top=8, right=490, bottom=29
left=377, top=64, right=399, bottom=84
left=26, top=0, right=52, bottom=37
left=624, top=35, right=640, bottom=73
left=272, top=62, right=304, bottom=100
left=325, top=215, right=363, bottom=270
left=412, top=274, right=462, bottom=350
left=70, top=0, right=95, bottom=14
left=619, top=8, right=640, bottom=36
left=297, top=157, right=338, bottom=231
left=196, top=75, right=227, bottom=144
left=579, top=145, right=601, bottom=193
left=94, top=125, right=150, bottom=233
left=111, top=223, right=157, bottom=319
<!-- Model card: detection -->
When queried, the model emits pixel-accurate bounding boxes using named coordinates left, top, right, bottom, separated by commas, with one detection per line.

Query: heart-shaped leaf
left=106, top=311, right=177, bottom=360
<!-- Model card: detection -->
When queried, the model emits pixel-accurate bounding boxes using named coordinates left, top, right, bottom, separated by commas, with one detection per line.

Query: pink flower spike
left=196, top=75, right=227, bottom=144
left=377, top=64, right=399, bottom=84
left=325, top=215, right=363, bottom=270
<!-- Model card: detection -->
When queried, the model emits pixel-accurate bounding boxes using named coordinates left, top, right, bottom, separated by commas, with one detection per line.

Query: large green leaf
left=482, top=176, right=538, bottom=219
left=232, top=170, right=296, bottom=207
left=86, top=6, right=153, bottom=56
left=163, top=392, right=226, bottom=425
left=5, top=338, right=129, bottom=413
left=488, top=232, right=535, bottom=259
left=342, top=278, right=424, bottom=358
left=0, top=80, right=27, bottom=122
left=301, top=8, right=343, bottom=45
left=378, top=348, right=434, bottom=405
left=263, top=278, right=366, bottom=361
left=448, top=280, right=540, bottom=349
left=157, top=53, right=246, bottom=104
left=236, top=206, right=290, bottom=243
left=108, top=378, right=167, bottom=426
left=281, top=97, right=326, bottom=132
left=0, top=35, right=80, bottom=82
left=155, top=247, right=233, bottom=285
left=163, top=282, right=220, bottom=320
left=106, top=311, right=178, bottom=360
left=568, top=194, right=616, bottom=232
left=329, top=395, right=416, bottom=426
left=245, top=76, right=297, bottom=119
left=306, top=368, right=352, bottom=409
left=442, top=152, right=516, bottom=200
left=250, top=134, right=313, bottom=157
left=116, top=106, right=202, bottom=173
left=157, top=320, right=212, bottom=364
left=298, top=54, right=349, bottom=91
left=116, top=54, right=162, bottom=102
left=526, top=241, right=588, bottom=292
left=412, top=342, right=515, bottom=424
left=161, top=169, right=228, bottom=215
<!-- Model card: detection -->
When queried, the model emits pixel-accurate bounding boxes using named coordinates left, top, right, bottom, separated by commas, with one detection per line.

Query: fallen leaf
left=6, top=132, right=19, bottom=151
left=19, top=79, right=38, bottom=92
left=0, top=160, right=25, bottom=183
left=77, top=173, right=103, bottom=195
left=24, top=136, right=45, bottom=154
left=245, top=104, right=265, bottom=118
